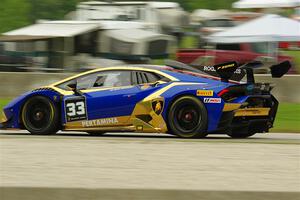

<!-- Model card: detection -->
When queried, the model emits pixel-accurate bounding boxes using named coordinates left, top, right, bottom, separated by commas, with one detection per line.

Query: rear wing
left=193, top=60, right=291, bottom=83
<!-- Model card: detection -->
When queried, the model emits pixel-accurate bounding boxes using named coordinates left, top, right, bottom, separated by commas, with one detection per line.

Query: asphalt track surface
left=0, top=130, right=299, bottom=200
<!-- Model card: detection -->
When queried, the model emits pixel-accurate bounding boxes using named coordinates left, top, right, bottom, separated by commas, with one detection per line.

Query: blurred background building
left=0, top=0, right=299, bottom=73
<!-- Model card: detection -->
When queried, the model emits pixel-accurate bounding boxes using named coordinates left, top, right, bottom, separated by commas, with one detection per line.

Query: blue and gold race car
left=0, top=60, right=291, bottom=138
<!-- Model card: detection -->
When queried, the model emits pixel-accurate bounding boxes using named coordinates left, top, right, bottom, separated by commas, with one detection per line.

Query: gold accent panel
left=132, top=118, right=159, bottom=133
left=64, top=116, right=131, bottom=130
left=0, top=110, right=7, bottom=123
left=234, top=108, right=271, bottom=117
left=223, top=103, right=241, bottom=112
left=130, top=96, right=168, bottom=133
left=65, top=126, right=135, bottom=132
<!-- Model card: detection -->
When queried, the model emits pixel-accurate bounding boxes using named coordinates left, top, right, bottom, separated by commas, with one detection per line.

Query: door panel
left=83, top=86, right=140, bottom=120
left=61, top=69, right=167, bottom=129
left=83, top=84, right=164, bottom=120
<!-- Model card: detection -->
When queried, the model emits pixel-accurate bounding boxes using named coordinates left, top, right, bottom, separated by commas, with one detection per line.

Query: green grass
left=179, top=36, right=198, bottom=49
left=0, top=98, right=299, bottom=133
left=0, top=98, right=10, bottom=110
left=271, top=103, right=300, bottom=133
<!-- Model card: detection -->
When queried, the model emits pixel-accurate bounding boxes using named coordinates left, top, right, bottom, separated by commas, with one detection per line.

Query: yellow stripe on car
left=50, top=66, right=178, bottom=87
left=234, top=108, right=270, bottom=117
left=143, top=82, right=205, bottom=101
left=222, top=103, right=241, bottom=112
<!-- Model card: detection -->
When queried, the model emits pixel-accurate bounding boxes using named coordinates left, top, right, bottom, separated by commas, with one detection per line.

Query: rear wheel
left=168, top=96, right=208, bottom=138
left=22, top=96, right=59, bottom=135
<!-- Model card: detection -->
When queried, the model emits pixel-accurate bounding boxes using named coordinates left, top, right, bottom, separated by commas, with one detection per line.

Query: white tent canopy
left=208, top=14, right=300, bottom=43
left=233, top=0, right=300, bottom=8
left=103, top=28, right=171, bottom=41
left=4, top=21, right=100, bottom=37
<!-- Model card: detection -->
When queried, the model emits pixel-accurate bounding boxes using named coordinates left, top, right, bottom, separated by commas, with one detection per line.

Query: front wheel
left=22, top=96, right=59, bottom=135
left=168, top=96, right=208, bottom=138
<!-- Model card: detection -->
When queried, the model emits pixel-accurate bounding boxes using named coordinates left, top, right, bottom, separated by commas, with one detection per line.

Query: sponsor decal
left=152, top=100, right=164, bottom=115
left=204, top=98, right=221, bottom=104
left=234, top=68, right=242, bottom=74
left=82, top=117, right=119, bottom=127
left=65, top=97, right=87, bottom=122
left=216, top=63, right=235, bottom=70
left=197, top=90, right=214, bottom=96
left=203, top=64, right=242, bottom=74
left=203, top=66, right=216, bottom=72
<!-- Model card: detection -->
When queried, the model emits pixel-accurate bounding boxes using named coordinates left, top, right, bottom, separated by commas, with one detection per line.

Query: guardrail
left=0, top=72, right=299, bottom=103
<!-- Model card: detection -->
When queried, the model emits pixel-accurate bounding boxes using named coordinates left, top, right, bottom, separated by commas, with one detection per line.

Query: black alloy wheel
left=22, top=96, right=59, bottom=135
left=168, top=96, right=208, bottom=138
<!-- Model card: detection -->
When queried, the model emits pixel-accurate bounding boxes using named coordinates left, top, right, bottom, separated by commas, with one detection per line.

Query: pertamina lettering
left=82, top=117, right=119, bottom=127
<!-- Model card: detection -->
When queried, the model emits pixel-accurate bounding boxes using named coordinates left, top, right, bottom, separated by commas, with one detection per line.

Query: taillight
left=218, top=89, right=229, bottom=97
left=218, top=89, right=232, bottom=101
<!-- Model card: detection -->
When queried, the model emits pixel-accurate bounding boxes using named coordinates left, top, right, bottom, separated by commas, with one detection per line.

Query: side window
left=132, top=71, right=138, bottom=85
left=56, top=70, right=132, bottom=90
left=92, top=71, right=132, bottom=88
left=144, top=72, right=161, bottom=83
left=56, top=73, right=98, bottom=90
left=136, top=72, right=146, bottom=84
left=77, top=74, right=98, bottom=89
left=133, top=71, right=165, bottom=85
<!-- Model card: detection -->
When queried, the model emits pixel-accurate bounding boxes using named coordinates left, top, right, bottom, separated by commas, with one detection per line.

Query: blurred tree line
left=0, top=0, right=236, bottom=33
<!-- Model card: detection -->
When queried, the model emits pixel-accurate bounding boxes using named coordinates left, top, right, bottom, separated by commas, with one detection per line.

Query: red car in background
left=279, top=42, right=300, bottom=50
left=176, top=42, right=296, bottom=73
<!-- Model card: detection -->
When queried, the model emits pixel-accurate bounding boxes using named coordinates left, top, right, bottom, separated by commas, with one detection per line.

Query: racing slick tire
left=21, top=96, right=59, bottom=135
left=168, top=96, right=208, bottom=138
left=87, top=131, right=106, bottom=136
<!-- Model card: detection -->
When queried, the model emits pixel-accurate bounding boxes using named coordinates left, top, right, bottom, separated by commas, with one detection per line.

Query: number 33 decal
left=66, top=101, right=85, bottom=116
left=65, top=98, right=87, bottom=122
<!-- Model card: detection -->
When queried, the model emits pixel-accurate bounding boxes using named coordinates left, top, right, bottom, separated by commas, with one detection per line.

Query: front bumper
left=0, top=110, right=7, bottom=123
left=0, top=122, right=6, bottom=129
left=0, top=110, right=9, bottom=129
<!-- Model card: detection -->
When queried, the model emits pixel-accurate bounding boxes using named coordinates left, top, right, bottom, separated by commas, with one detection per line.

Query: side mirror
left=67, top=81, right=77, bottom=92
left=151, top=80, right=166, bottom=87
left=67, top=80, right=83, bottom=96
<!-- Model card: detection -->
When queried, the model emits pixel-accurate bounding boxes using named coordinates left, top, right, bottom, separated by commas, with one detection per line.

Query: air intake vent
left=32, top=87, right=56, bottom=92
